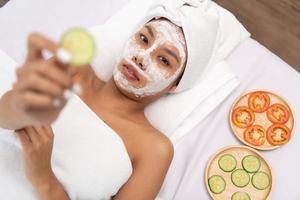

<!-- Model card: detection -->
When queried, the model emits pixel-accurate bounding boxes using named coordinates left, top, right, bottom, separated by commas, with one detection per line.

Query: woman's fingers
left=42, top=125, right=54, bottom=138
left=15, top=125, right=55, bottom=189
left=37, top=59, right=73, bottom=89
left=33, top=126, right=54, bottom=142
left=24, top=126, right=40, bottom=144
left=17, top=90, right=65, bottom=110
left=16, top=126, right=54, bottom=151
left=33, top=126, right=45, bottom=136
left=15, top=73, right=65, bottom=98
left=27, top=33, right=59, bottom=62
left=19, top=91, right=54, bottom=108
left=42, top=125, right=53, bottom=133
left=15, top=129, right=31, bottom=149
left=23, top=58, right=72, bottom=89
left=15, top=60, right=73, bottom=97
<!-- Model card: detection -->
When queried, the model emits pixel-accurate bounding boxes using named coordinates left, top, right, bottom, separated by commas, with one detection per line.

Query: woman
left=0, top=18, right=187, bottom=199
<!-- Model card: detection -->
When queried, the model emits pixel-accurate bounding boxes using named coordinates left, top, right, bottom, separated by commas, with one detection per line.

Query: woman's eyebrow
left=145, top=25, right=154, bottom=38
left=163, top=48, right=179, bottom=64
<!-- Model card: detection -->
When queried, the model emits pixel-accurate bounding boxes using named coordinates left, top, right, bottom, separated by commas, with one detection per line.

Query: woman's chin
left=113, top=78, right=140, bottom=100
left=113, top=76, right=166, bottom=103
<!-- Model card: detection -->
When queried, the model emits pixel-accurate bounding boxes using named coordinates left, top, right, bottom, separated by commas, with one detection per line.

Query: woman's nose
left=132, top=56, right=146, bottom=70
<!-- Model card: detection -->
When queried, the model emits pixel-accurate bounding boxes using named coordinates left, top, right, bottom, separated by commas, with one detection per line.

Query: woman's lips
left=122, top=63, right=140, bottom=81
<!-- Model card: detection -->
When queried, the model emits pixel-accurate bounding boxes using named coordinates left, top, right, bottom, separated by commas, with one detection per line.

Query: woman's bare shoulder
left=133, top=126, right=174, bottom=166
left=112, top=126, right=174, bottom=200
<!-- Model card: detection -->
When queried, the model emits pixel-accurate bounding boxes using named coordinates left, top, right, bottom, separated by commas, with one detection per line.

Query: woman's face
left=113, top=19, right=187, bottom=99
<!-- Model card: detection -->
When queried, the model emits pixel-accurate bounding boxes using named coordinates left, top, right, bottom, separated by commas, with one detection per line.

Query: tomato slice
left=267, top=103, right=290, bottom=124
left=244, top=125, right=266, bottom=146
left=267, top=124, right=291, bottom=145
left=248, top=91, right=270, bottom=113
left=232, top=107, right=255, bottom=128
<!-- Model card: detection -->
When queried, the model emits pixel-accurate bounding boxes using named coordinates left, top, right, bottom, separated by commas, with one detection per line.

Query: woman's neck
left=92, top=78, right=146, bottom=117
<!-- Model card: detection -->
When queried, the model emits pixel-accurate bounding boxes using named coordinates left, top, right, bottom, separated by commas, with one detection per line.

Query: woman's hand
left=13, top=33, right=73, bottom=123
left=15, top=126, right=70, bottom=200
left=4, top=33, right=73, bottom=128
left=15, top=125, right=54, bottom=188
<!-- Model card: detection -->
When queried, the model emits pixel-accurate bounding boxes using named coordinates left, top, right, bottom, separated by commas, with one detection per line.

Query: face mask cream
left=113, top=20, right=186, bottom=97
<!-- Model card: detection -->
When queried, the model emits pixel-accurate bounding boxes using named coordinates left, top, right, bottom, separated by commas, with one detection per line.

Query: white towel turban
left=89, top=0, right=249, bottom=92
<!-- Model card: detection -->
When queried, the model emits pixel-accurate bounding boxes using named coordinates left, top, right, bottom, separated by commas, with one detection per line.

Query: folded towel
left=88, top=0, right=250, bottom=142
left=0, top=94, right=133, bottom=200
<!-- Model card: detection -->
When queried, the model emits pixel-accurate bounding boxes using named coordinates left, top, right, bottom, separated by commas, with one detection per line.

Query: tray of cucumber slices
left=205, top=146, right=272, bottom=200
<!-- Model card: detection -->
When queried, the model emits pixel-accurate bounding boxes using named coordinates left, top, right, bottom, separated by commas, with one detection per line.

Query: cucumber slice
left=231, top=169, right=250, bottom=188
left=252, top=171, right=270, bottom=190
left=60, top=27, right=95, bottom=66
left=208, top=175, right=226, bottom=194
left=242, top=155, right=261, bottom=173
left=231, top=191, right=251, bottom=200
left=218, top=154, right=237, bottom=172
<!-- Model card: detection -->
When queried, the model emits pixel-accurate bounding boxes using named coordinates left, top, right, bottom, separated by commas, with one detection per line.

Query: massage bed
left=0, top=0, right=299, bottom=199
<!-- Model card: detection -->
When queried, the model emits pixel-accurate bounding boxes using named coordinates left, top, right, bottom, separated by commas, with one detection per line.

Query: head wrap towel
left=89, top=0, right=249, bottom=92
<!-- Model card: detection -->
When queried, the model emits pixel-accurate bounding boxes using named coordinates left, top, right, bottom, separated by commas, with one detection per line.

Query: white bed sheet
left=160, top=38, right=300, bottom=200
left=1, top=0, right=300, bottom=199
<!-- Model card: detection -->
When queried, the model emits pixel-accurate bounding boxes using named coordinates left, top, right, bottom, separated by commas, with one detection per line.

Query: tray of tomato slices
left=230, top=90, right=294, bottom=150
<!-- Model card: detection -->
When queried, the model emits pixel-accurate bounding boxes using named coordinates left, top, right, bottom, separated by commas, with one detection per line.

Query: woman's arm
left=29, top=171, right=70, bottom=200
left=15, top=126, right=70, bottom=200
left=113, top=133, right=174, bottom=200
left=34, top=173, right=70, bottom=200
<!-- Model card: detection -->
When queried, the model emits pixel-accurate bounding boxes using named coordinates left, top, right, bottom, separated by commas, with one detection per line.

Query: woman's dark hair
left=175, top=70, right=184, bottom=86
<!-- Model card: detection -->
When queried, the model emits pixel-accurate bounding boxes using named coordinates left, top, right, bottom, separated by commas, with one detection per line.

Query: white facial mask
left=113, top=20, right=186, bottom=97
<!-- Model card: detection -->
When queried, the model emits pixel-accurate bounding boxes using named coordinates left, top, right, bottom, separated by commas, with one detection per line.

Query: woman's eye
left=139, top=34, right=148, bottom=44
left=158, top=56, right=170, bottom=66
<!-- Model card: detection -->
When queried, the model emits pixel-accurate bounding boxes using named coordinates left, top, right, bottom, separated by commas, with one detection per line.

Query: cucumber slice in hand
left=231, top=169, right=250, bottom=188
left=252, top=171, right=270, bottom=190
left=208, top=175, right=226, bottom=194
left=231, top=191, right=251, bottom=200
left=218, top=154, right=237, bottom=172
left=242, top=155, right=261, bottom=173
left=60, top=27, right=95, bottom=66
